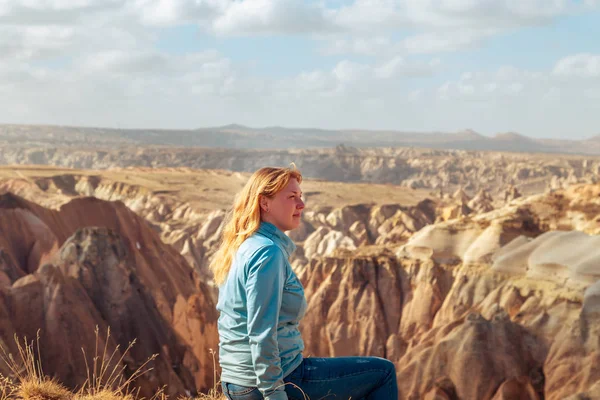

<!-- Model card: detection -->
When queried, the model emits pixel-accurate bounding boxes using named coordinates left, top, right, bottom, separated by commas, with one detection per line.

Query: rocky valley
left=0, top=159, right=599, bottom=399
left=2, top=124, right=600, bottom=203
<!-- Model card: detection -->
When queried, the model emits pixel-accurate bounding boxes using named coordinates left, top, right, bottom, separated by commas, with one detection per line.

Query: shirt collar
left=256, top=221, right=296, bottom=258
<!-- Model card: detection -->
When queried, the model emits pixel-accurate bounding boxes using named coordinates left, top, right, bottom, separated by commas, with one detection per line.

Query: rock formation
left=4, top=139, right=600, bottom=200
left=297, top=181, right=600, bottom=399
left=0, top=193, right=218, bottom=397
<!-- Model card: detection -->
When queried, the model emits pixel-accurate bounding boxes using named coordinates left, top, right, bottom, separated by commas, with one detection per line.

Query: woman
left=211, top=165, right=398, bottom=400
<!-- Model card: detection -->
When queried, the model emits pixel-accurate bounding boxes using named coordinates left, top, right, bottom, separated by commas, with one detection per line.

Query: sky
left=1, top=0, right=600, bottom=139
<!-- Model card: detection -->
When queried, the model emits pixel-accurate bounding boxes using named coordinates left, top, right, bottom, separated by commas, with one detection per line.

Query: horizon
left=1, top=122, right=599, bottom=142
left=1, top=1, right=600, bottom=139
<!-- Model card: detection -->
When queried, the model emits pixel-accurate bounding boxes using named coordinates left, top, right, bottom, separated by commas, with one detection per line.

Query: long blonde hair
left=210, top=164, right=303, bottom=286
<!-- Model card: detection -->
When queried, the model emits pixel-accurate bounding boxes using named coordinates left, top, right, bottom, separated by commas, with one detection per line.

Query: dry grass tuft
left=0, top=376, right=16, bottom=400
left=77, top=326, right=158, bottom=399
left=190, top=349, right=224, bottom=400
left=192, top=390, right=225, bottom=400
left=0, top=328, right=162, bottom=400
left=0, top=330, right=72, bottom=400
left=18, top=378, right=73, bottom=400
left=184, top=394, right=225, bottom=400
left=76, top=389, right=135, bottom=400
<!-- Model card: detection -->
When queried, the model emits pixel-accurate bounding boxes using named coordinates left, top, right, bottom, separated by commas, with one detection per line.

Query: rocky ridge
left=4, top=123, right=600, bottom=154
left=2, top=145, right=599, bottom=199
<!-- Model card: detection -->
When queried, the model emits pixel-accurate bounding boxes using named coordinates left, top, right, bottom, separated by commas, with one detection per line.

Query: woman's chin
left=288, top=219, right=301, bottom=231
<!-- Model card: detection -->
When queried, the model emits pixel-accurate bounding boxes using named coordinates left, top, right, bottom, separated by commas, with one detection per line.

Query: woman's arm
left=245, top=245, right=288, bottom=400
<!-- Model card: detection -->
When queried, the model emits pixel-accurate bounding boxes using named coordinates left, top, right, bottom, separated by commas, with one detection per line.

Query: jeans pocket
left=224, top=382, right=263, bottom=399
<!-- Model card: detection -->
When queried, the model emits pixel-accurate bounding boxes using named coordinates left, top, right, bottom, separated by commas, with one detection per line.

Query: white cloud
left=543, top=86, right=561, bottom=102
left=77, top=50, right=170, bottom=75
left=553, top=53, right=600, bottom=78
left=1, top=0, right=600, bottom=138
left=320, top=30, right=487, bottom=56
left=374, top=57, right=405, bottom=79
left=273, top=55, right=439, bottom=102
left=435, top=66, right=535, bottom=100
left=408, top=89, right=423, bottom=102
left=1, top=0, right=595, bottom=35
left=212, top=0, right=331, bottom=35
left=119, top=0, right=600, bottom=40
left=332, top=60, right=367, bottom=82
left=483, top=82, right=497, bottom=93
left=320, top=0, right=585, bottom=35
left=398, top=30, right=488, bottom=53
left=320, top=36, right=392, bottom=56
left=585, top=87, right=600, bottom=100
left=320, top=0, right=592, bottom=57
left=130, top=0, right=333, bottom=35
left=0, top=25, right=75, bottom=60
left=2, top=0, right=597, bottom=59
left=428, top=58, right=600, bottom=137
left=0, top=0, right=125, bottom=25
left=274, top=70, right=338, bottom=99
left=374, top=56, right=441, bottom=79
left=0, top=2, right=151, bottom=63
left=331, top=0, right=407, bottom=32
left=130, top=0, right=225, bottom=26
left=0, top=45, right=248, bottom=126
left=416, top=60, right=600, bottom=137
left=401, top=0, right=574, bottom=29
left=507, top=82, right=524, bottom=93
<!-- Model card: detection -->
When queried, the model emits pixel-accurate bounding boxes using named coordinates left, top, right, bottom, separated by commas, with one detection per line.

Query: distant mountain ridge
left=1, top=123, right=600, bottom=155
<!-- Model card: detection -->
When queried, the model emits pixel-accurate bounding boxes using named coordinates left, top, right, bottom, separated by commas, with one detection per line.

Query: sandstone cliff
left=297, top=181, right=600, bottom=399
left=0, top=193, right=218, bottom=397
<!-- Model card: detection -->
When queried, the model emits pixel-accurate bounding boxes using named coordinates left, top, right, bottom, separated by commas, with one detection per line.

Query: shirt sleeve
left=245, top=245, right=289, bottom=400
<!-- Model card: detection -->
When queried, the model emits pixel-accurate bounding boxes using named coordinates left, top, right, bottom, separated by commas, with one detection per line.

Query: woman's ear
left=259, top=195, right=269, bottom=212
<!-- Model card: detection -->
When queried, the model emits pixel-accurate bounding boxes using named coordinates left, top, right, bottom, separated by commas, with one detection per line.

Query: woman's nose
left=297, top=199, right=305, bottom=209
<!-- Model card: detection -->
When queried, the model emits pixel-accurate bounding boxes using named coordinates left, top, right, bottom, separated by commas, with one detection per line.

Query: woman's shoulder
left=239, top=233, right=288, bottom=265
left=238, top=232, right=277, bottom=256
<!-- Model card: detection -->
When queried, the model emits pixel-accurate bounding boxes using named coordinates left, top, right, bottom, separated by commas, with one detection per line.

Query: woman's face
left=261, top=178, right=305, bottom=232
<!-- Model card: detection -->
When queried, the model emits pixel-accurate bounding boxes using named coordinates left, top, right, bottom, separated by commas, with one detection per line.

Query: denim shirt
left=217, top=221, right=308, bottom=400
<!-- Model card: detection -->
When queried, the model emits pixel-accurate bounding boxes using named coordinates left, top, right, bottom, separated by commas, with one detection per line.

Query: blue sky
left=157, top=11, right=600, bottom=77
left=1, top=0, right=600, bottom=139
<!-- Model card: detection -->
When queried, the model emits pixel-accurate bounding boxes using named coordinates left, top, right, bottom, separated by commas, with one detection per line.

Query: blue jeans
left=221, top=356, right=398, bottom=400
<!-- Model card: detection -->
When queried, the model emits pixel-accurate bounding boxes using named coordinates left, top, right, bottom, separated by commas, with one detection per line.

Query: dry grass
left=0, top=330, right=71, bottom=400
left=192, top=391, right=225, bottom=400
left=78, top=327, right=158, bottom=399
left=0, top=376, right=16, bottom=400
left=0, top=328, right=169, bottom=400
left=190, top=349, right=224, bottom=400
left=0, top=329, right=320, bottom=400
left=17, top=379, right=73, bottom=400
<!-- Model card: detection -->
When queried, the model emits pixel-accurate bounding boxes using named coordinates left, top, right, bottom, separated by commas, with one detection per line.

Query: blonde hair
left=210, top=164, right=303, bottom=286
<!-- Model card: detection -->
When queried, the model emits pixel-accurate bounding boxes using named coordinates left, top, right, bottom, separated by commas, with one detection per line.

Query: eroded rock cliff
left=0, top=193, right=218, bottom=397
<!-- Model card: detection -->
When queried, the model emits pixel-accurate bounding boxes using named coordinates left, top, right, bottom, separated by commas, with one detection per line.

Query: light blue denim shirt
left=217, top=221, right=308, bottom=400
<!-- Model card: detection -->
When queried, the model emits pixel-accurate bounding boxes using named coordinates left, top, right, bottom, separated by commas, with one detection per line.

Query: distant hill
left=0, top=123, right=598, bottom=155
